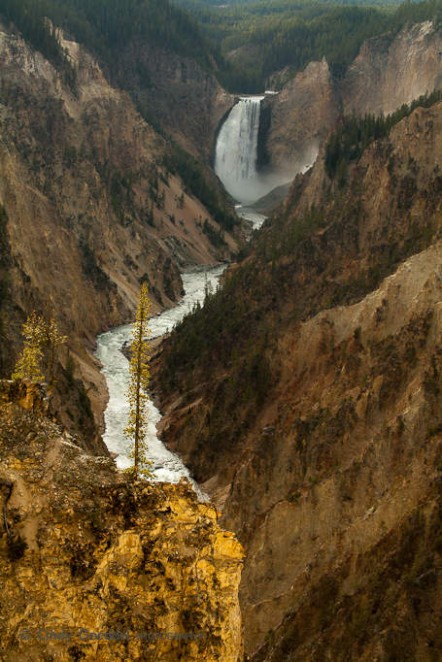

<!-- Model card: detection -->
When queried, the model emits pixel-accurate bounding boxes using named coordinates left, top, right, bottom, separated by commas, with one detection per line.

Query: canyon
left=158, top=98, right=442, bottom=659
left=0, top=12, right=247, bottom=659
left=155, top=23, right=442, bottom=658
left=0, top=22, right=242, bottom=447
left=1, top=7, right=442, bottom=661
left=263, top=21, right=442, bottom=179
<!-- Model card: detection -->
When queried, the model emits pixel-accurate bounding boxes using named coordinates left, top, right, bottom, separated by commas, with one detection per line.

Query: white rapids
left=96, top=265, right=225, bottom=495
left=235, top=204, right=267, bottom=231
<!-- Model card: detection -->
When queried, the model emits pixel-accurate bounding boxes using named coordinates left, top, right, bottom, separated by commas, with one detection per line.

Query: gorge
left=154, top=19, right=442, bottom=662
left=1, top=2, right=442, bottom=660
left=95, top=93, right=275, bottom=492
left=158, top=105, right=442, bottom=662
left=96, top=265, right=225, bottom=489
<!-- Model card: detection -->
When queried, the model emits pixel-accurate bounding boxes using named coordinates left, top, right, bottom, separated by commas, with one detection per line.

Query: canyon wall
left=114, top=43, right=234, bottom=161
left=342, top=20, right=442, bottom=116
left=265, top=21, right=442, bottom=174
left=0, top=24, right=242, bottom=444
left=263, top=59, right=338, bottom=174
left=156, top=100, right=442, bottom=657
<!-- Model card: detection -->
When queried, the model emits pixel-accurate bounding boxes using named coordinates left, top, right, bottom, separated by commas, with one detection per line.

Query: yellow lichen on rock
left=0, top=383, right=244, bottom=661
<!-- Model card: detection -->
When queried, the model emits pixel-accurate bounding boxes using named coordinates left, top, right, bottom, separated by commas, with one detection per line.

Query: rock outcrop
left=264, top=21, right=442, bottom=175
left=342, top=20, right=442, bottom=116
left=0, top=380, right=244, bottom=661
left=263, top=59, right=338, bottom=173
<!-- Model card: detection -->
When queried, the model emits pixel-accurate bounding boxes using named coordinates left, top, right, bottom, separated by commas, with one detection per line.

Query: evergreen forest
left=1, top=0, right=442, bottom=93
left=173, top=0, right=442, bottom=90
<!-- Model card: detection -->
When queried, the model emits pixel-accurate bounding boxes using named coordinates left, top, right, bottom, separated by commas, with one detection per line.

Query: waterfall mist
left=215, top=96, right=295, bottom=205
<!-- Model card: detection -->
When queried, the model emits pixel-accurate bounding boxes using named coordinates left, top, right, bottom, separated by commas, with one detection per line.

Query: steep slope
left=0, top=380, right=244, bottom=661
left=342, top=20, right=442, bottom=116
left=0, top=23, right=242, bottom=444
left=0, top=0, right=234, bottom=160
left=114, top=43, right=233, bottom=161
left=245, top=241, right=442, bottom=661
left=262, top=58, right=338, bottom=174
left=265, top=21, right=442, bottom=173
left=155, top=100, right=442, bottom=656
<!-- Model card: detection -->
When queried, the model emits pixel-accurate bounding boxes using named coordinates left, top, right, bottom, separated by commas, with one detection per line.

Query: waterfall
left=215, top=96, right=265, bottom=205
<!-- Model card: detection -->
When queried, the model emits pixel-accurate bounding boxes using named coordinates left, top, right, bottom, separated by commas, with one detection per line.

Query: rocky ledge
left=0, top=381, right=244, bottom=661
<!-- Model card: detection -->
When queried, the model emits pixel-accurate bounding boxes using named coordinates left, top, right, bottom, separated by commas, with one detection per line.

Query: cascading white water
left=215, top=94, right=298, bottom=208
left=95, top=265, right=225, bottom=498
left=215, top=96, right=265, bottom=205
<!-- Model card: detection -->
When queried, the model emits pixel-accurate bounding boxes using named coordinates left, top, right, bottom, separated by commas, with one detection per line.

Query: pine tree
left=125, top=283, right=153, bottom=480
left=12, top=312, right=47, bottom=383
left=45, top=318, right=67, bottom=385
left=12, top=313, right=66, bottom=384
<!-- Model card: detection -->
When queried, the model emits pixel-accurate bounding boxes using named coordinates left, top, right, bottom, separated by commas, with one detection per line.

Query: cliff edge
left=0, top=380, right=244, bottom=661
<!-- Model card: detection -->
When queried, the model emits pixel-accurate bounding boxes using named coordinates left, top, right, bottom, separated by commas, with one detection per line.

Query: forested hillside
left=325, top=88, right=442, bottom=181
left=3, top=0, right=441, bottom=94
left=173, top=0, right=442, bottom=90
left=0, top=0, right=212, bottom=72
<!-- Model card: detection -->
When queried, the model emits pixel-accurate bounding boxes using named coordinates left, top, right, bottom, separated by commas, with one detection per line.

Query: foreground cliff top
left=0, top=380, right=244, bottom=661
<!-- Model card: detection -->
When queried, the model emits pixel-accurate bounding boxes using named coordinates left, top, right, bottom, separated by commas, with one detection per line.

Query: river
left=96, top=207, right=265, bottom=495
left=96, top=265, right=225, bottom=494
left=96, top=96, right=268, bottom=494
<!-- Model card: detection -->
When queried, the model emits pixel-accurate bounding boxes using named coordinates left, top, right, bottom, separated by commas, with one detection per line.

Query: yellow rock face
left=0, top=383, right=244, bottom=661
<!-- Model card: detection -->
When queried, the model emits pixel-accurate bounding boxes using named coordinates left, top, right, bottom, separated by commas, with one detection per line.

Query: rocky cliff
left=155, top=99, right=442, bottom=657
left=263, top=59, right=338, bottom=174
left=0, top=380, right=244, bottom=661
left=0, top=24, right=242, bottom=445
left=342, top=20, right=442, bottom=116
left=114, top=43, right=234, bottom=161
left=265, top=21, right=442, bottom=175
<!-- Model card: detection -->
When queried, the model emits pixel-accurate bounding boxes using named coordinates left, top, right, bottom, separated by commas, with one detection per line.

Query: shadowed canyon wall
left=0, top=24, right=242, bottom=446
left=114, top=43, right=234, bottom=161
left=156, top=100, right=442, bottom=658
